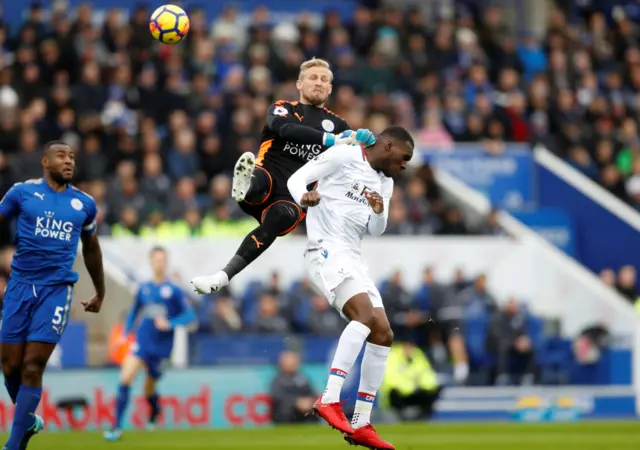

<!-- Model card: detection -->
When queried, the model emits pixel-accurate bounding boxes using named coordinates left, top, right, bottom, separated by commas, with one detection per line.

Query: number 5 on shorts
left=52, top=306, right=64, bottom=325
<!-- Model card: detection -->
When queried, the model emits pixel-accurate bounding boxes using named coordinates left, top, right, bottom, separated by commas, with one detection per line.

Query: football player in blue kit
left=104, top=246, right=196, bottom=441
left=0, top=141, right=105, bottom=449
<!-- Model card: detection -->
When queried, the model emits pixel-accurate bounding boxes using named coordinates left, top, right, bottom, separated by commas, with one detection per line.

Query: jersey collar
left=360, top=144, right=367, bottom=161
left=42, top=178, right=71, bottom=193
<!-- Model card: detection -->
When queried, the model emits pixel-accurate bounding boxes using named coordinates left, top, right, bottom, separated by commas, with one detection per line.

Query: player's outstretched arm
left=123, top=289, right=143, bottom=336
left=0, top=184, right=22, bottom=222
left=168, top=291, right=197, bottom=329
left=267, top=101, right=353, bottom=147
left=367, top=178, right=394, bottom=237
left=80, top=231, right=106, bottom=313
left=288, top=145, right=353, bottom=206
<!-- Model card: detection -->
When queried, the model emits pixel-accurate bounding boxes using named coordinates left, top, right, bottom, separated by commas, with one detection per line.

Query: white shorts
left=304, top=246, right=383, bottom=315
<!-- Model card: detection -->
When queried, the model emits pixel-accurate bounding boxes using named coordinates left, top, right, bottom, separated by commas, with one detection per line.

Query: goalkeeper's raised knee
left=223, top=201, right=303, bottom=279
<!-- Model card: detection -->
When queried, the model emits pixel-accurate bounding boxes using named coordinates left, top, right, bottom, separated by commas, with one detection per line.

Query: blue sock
left=115, top=385, right=130, bottom=430
left=147, top=393, right=160, bottom=423
left=4, top=376, right=20, bottom=404
left=5, top=385, right=41, bottom=450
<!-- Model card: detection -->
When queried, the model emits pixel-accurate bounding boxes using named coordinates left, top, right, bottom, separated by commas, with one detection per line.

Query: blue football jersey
left=0, top=178, right=97, bottom=285
left=125, top=280, right=196, bottom=358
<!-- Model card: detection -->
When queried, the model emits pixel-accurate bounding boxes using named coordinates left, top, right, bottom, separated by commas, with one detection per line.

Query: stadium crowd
left=191, top=261, right=631, bottom=387
left=194, top=266, right=546, bottom=386
left=0, top=0, right=637, bottom=388
left=0, top=2, right=637, bottom=239
left=0, top=1, right=493, bottom=245
left=0, top=0, right=637, bottom=238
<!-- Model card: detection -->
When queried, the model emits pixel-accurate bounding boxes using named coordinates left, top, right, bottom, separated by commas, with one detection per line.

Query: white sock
left=351, top=343, right=390, bottom=429
left=321, top=321, right=371, bottom=404
left=454, top=362, right=469, bottom=383
left=215, top=271, right=230, bottom=285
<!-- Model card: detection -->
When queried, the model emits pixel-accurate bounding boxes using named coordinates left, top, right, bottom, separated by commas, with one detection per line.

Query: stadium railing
left=534, top=145, right=640, bottom=289
left=434, top=164, right=640, bottom=415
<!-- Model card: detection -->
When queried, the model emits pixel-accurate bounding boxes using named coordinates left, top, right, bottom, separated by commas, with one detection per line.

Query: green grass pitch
left=5, top=421, right=640, bottom=449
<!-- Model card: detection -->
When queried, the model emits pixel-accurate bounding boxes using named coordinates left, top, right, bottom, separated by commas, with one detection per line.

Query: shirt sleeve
left=0, top=184, right=22, bottom=220
left=287, top=145, right=355, bottom=205
left=123, top=288, right=143, bottom=336
left=266, top=101, right=326, bottom=145
left=168, top=289, right=197, bottom=328
left=367, top=177, right=394, bottom=236
left=81, top=198, right=98, bottom=236
left=335, top=116, right=351, bottom=133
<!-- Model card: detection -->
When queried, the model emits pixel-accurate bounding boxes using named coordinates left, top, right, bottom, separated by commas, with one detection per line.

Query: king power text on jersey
left=35, top=215, right=74, bottom=241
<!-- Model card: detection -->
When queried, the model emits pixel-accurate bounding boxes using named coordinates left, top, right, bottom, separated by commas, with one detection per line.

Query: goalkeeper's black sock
left=223, top=225, right=278, bottom=280
left=223, top=201, right=300, bottom=280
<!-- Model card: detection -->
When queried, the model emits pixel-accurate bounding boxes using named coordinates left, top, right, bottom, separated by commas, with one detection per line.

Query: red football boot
left=344, top=424, right=395, bottom=450
left=312, top=397, right=354, bottom=435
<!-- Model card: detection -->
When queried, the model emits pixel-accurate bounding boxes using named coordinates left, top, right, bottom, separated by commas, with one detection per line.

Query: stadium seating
left=0, top=0, right=637, bottom=392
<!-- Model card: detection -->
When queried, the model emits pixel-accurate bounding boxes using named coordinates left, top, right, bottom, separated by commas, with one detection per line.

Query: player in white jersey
left=287, top=126, right=414, bottom=450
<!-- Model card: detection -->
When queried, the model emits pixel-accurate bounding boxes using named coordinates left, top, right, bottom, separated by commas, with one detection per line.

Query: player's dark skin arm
left=80, top=232, right=106, bottom=312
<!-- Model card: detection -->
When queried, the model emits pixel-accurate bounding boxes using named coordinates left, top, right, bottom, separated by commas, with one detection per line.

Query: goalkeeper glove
left=323, top=130, right=356, bottom=147
left=355, top=128, right=376, bottom=147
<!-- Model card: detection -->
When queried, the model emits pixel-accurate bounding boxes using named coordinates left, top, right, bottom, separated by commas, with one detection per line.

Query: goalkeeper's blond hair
left=298, top=58, right=334, bottom=82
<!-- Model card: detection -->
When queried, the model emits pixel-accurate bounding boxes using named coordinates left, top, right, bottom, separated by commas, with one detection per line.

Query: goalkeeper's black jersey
left=257, top=100, right=350, bottom=181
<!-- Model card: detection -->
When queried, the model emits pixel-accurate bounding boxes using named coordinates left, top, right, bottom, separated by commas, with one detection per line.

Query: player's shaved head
left=42, top=140, right=75, bottom=186
left=378, top=126, right=415, bottom=149
left=368, top=126, right=414, bottom=177
left=44, top=140, right=71, bottom=155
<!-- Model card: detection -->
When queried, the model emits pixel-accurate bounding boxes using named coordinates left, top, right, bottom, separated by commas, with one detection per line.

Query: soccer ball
left=149, top=4, right=190, bottom=45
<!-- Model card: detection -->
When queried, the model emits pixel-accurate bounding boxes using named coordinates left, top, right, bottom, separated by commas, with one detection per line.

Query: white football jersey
left=287, top=144, right=393, bottom=254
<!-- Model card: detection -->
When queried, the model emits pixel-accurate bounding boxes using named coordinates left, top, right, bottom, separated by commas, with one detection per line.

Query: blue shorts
left=132, top=343, right=165, bottom=380
left=1, top=278, right=73, bottom=344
